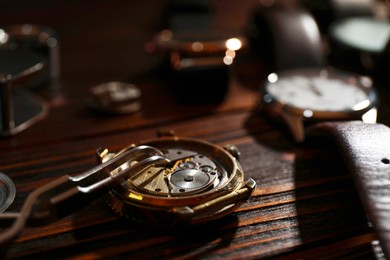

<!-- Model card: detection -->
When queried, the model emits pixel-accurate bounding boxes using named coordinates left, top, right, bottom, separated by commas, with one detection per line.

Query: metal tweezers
left=0, top=145, right=169, bottom=246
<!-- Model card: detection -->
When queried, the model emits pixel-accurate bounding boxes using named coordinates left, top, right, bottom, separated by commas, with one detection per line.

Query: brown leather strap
left=257, top=4, right=325, bottom=70
left=307, top=121, right=390, bottom=258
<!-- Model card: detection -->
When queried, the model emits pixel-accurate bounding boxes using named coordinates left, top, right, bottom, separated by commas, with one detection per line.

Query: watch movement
left=98, top=134, right=256, bottom=226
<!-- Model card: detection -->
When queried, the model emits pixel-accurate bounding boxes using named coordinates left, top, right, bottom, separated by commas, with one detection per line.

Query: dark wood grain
left=0, top=0, right=388, bottom=259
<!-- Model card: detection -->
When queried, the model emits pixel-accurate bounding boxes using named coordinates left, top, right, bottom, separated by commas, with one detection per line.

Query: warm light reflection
left=0, top=29, right=8, bottom=44
left=223, top=56, right=233, bottom=65
left=160, top=29, right=173, bottom=41
left=222, top=38, right=242, bottom=65
left=268, top=73, right=278, bottom=83
left=128, top=193, right=143, bottom=201
left=192, top=41, right=204, bottom=52
left=226, top=38, right=242, bottom=51
left=225, top=49, right=236, bottom=59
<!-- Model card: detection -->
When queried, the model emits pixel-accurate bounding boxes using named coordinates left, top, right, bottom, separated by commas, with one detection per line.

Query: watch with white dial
left=262, top=67, right=378, bottom=142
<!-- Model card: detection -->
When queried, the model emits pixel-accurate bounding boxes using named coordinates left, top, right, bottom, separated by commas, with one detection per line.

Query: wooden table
left=1, top=1, right=390, bottom=259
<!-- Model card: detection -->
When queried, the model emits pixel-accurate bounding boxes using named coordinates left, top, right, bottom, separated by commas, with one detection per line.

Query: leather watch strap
left=252, top=4, right=325, bottom=71
left=307, top=121, right=390, bottom=258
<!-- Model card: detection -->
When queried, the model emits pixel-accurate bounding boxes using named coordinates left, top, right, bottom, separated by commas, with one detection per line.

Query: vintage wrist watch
left=0, top=132, right=256, bottom=246
left=98, top=132, right=256, bottom=226
left=262, top=67, right=378, bottom=142
left=252, top=4, right=379, bottom=142
left=149, top=0, right=245, bottom=104
left=254, top=3, right=390, bottom=256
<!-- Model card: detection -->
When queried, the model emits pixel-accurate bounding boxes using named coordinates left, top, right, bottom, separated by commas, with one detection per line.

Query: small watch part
left=87, top=81, right=141, bottom=114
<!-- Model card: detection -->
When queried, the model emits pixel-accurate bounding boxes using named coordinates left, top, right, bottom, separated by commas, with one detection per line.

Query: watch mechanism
left=97, top=136, right=256, bottom=227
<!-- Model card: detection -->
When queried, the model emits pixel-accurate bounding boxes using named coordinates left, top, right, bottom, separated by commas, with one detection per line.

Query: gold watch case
left=96, top=134, right=256, bottom=227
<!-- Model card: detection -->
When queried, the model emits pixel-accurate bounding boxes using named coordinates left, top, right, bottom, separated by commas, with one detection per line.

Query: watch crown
left=245, top=178, right=257, bottom=190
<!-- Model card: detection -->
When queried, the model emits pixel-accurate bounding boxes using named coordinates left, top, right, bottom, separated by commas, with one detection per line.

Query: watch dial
left=265, top=69, right=372, bottom=112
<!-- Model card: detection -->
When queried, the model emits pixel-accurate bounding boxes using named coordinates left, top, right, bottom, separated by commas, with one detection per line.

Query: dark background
left=0, top=0, right=389, bottom=259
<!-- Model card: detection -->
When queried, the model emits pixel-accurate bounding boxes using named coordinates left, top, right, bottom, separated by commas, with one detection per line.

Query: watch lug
left=223, top=144, right=241, bottom=160
left=280, top=112, right=305, bottom=142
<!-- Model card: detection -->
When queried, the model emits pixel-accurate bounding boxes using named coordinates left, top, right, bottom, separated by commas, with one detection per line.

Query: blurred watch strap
left=253, top=4, right=325, bottom=70
left=307, top=121, right=390, bottom=258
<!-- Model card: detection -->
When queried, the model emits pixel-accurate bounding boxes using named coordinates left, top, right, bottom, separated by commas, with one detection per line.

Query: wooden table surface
left=1, top=0, right=390, bottom=259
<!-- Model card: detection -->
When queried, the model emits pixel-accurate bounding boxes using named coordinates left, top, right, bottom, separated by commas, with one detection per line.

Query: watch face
left=264, top=68, right=375, bottom=116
